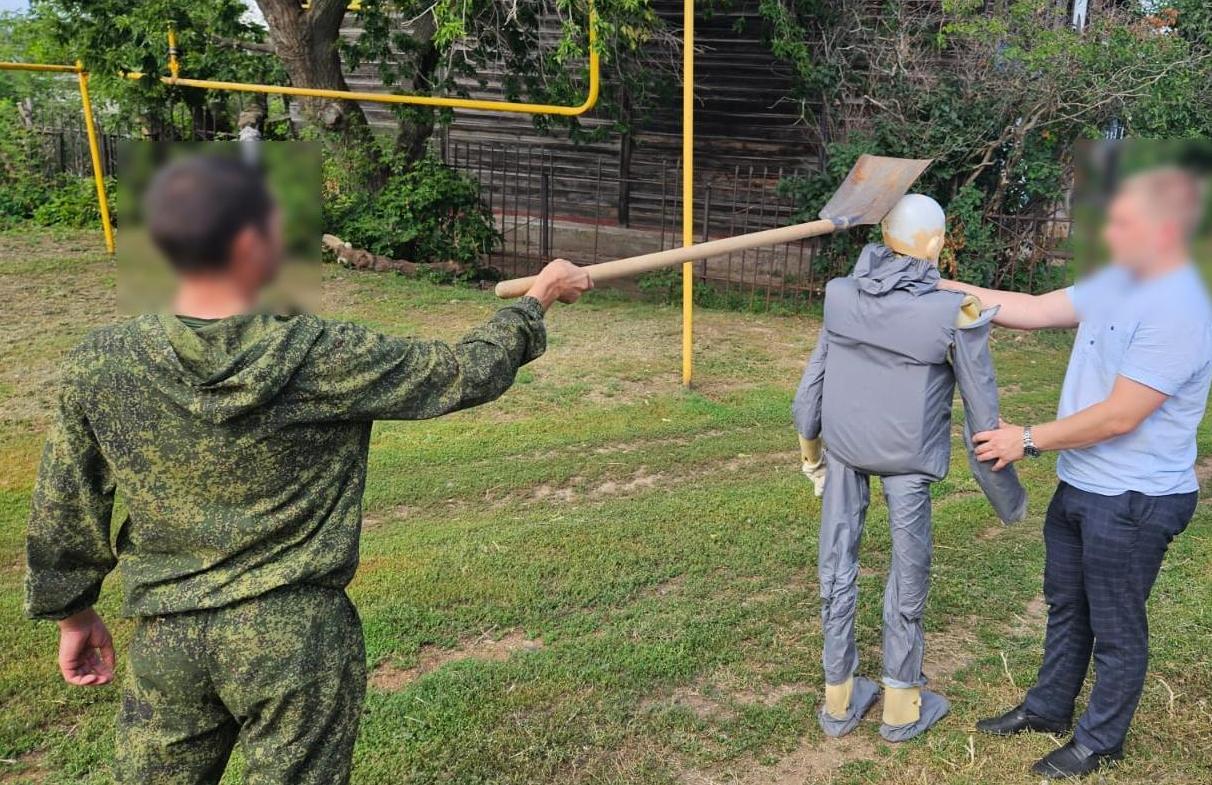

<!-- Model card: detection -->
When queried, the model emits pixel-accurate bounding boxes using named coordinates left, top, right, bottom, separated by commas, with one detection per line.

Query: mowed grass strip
left=1, top=228, right=1209, bottom=784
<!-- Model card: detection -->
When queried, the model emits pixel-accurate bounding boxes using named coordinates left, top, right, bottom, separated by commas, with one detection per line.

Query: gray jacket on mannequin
left=793, top=243, right=1026, bottom=523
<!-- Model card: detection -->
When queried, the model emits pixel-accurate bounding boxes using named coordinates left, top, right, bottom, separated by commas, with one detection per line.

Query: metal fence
left=443, top=141, right=849, bottom=307
left=27, top=122, right=121, bottom=178
left=443, top=142, right=1074, bottom=308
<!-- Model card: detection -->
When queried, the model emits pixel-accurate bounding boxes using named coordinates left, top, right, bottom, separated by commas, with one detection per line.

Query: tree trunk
left=393, top=11, right=441, bottom=164
left=254, top=0, right=374, bottom=144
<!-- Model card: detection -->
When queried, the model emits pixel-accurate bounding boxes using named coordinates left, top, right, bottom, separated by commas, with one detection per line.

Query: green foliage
left=0, top=99, right=51, bottom=226
left=32, top=175, right=110, bottom=228
left=0, top=11, right=85, bottom=127
left=0, top=98, right=107, bottom=229
left=24, top=0, right=284, bottom=137
left=941, top=184, right=1023, bottom=289
left=326, top=153, right=500, bottom=267
left=765, top=0, right=1212, bottom=291
left=345, top=0, right=676, bottom=146
left=635, top=267, right=679, bottom=300
left=755, top=0, right=842, bottom=101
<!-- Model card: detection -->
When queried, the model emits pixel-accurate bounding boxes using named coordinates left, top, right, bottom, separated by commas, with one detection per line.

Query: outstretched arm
left=301, top=260, right=592, bottom=422
left=939, top=280, right=1077, bottom=330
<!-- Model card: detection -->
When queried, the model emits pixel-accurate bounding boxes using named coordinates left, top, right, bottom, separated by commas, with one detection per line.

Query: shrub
left=33, top=176, right=110, bottom=228
left=325, top=152, right=500, bottom=268
left=0, top=100, right=110, bottom=229
left=0, top=99, right=52, bottom=227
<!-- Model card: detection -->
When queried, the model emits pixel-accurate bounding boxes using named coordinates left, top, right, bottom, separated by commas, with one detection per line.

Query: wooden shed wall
left=339, top=1, right=823, bottom=229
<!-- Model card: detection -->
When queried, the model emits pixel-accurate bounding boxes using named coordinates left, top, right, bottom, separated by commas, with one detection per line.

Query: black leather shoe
left=1031, top=740, right=1122, bottom=779
left=975, top=703, right=1070, bottom=736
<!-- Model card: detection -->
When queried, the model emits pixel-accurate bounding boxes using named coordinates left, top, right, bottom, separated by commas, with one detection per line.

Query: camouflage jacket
left=24, top=298, right=547, bottom=620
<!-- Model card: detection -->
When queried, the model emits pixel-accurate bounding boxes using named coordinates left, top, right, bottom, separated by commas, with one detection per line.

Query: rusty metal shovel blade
left=819, top=154, right=934, bottom=228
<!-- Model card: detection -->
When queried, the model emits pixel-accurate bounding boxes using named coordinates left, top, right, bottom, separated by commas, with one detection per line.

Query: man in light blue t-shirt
left=941, top=167, right=1211, bottom=780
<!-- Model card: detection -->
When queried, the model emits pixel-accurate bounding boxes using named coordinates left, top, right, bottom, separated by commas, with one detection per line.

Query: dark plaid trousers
left=1024, top=482, right=1197, bottom=753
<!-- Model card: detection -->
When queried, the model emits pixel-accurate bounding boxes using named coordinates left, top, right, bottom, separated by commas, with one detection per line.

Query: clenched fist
left=526, top=259, right=593, bottom=309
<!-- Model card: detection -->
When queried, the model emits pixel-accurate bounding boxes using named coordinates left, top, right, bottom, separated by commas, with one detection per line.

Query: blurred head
left=1103, top=167, right=1203, bottom=275
left=881, top=193, right=946, bottom=262
left=144, top=155, right=283, bottom=289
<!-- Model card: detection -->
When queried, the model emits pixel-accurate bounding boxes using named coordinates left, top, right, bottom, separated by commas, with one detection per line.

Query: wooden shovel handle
left=494, top=218, right=838, bottom=299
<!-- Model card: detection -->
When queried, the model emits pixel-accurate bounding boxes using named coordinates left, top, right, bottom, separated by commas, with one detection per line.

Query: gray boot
left=879, top=689, right=950, bottom=742
left=818, top=676, right=880, bottom=738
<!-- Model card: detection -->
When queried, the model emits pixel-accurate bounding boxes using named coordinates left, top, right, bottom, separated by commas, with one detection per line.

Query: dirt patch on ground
left=643, top=573, right=687, bottom=599
left=923, top=630, right=976, bottom=682
left=507, top=429, right=733, bottom=466
left=590, top=469, right=664, bottom=497
left=370, top=630, right=544, bottom=692
left=681, top=733, right=878, bottom=785
left=731, top=683, right=814, bottom=707
left=0, top=749, right=49, bottom=783
left=646, top=680, right=813, bottom=724
left=1006, top=594, right=1048, bottom=639
left=1196, top=455, right=1212, bottom=486
left=361, top=505, right=418, bottom=532
left=976, top=522, right=1008, bottom=541
left=673, top=594, right=1052, bottom=785
left=528, top=468, right=666, bottom=503
left=530, top=481, right=581, bottom=503
left=656, top=686, right=733, bottom=720
left=922, top=593, right=1048, bottom=685
left=360, top=449, right=794, bottom=533
left=589, top=429, right=732, bottom=457
left=516, top=450, right=795, bottom=507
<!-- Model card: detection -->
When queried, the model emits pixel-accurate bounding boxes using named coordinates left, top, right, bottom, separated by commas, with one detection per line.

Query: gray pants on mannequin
left=818, top=455, right=949, bottom=740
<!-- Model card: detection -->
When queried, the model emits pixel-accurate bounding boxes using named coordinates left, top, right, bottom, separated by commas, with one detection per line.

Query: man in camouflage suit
left=24, top=154, right=592, bottom=783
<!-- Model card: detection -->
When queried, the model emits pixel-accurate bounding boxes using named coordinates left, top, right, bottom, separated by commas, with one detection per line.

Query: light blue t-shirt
left=1056, top=263, right=1212, bottom=496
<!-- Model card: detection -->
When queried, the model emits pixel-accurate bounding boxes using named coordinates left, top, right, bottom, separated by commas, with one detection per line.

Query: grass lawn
left=2, top=227, right=1210, bottom=784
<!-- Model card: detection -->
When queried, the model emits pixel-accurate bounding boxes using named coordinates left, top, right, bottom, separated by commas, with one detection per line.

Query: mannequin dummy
left=794, top=194, right=1026, bottom=741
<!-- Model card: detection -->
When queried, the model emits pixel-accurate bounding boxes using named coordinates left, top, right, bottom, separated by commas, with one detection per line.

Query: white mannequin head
left=881, top=193, right=946, bottom=262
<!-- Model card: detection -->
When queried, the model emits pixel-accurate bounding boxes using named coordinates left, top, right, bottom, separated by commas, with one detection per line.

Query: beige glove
left=799, top=435, right=827, bottom=497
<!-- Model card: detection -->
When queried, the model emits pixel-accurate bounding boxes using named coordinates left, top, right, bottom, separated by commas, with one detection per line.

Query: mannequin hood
left=850, top=243, right=939, bottom=297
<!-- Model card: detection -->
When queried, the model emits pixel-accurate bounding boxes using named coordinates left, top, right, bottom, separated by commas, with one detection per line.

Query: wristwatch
left=1022, top=426, right=1042, bottom=458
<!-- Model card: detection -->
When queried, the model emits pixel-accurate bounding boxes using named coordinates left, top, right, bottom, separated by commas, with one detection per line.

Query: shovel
left=494, top=154, right=933, bottom=299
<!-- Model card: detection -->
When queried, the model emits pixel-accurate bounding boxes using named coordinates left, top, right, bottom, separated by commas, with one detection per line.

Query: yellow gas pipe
left=131, top=9, right=599, bottom=118
left=681, top=0, right=695, bottom=387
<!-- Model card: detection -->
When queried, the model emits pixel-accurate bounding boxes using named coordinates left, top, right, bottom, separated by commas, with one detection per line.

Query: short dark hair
left=144, top=155, right=275, bottom=272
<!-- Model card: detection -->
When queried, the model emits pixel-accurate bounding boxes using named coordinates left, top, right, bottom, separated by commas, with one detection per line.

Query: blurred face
left=1102, top=192, right=1182, bottom=275
left=229, top=207, right=285, bottom=289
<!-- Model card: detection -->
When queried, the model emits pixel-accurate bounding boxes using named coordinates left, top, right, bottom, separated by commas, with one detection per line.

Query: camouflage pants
left=115, top=585, right=366, bottom=785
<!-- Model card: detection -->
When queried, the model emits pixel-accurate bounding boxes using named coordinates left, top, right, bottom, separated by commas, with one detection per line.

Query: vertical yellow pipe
left=167, top=27, right=180, bottom=81
left=681, top=0, right=694, bottom=387
left=77, top=61, right=115, bottom=255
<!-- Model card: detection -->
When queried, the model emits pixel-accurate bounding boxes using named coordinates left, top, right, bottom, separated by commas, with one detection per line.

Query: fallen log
left=321, top=233, right=469, bottom=277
